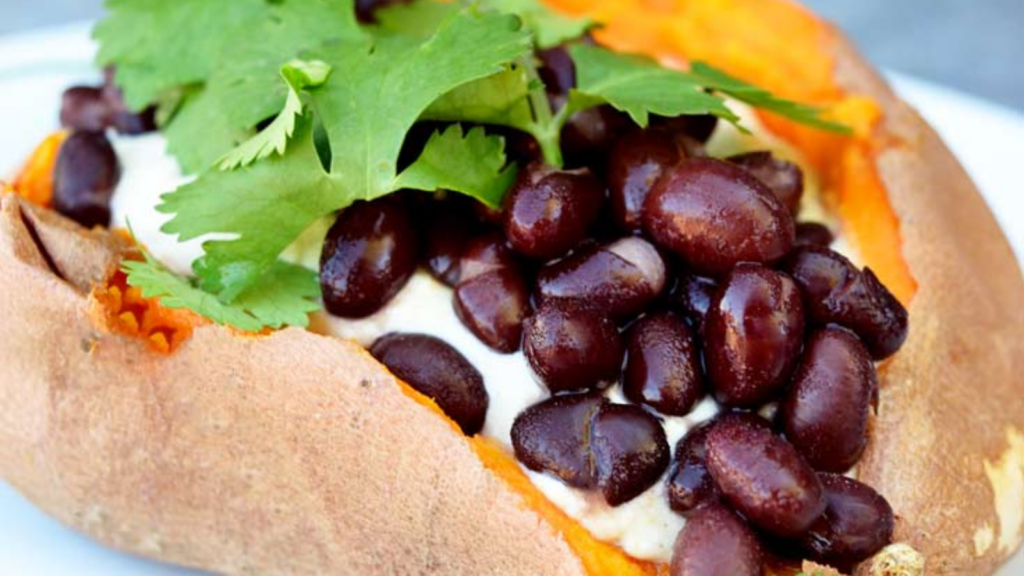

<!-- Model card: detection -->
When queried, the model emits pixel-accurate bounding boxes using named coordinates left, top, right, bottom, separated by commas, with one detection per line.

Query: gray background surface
left=0, top=0, right=1021, bottom=109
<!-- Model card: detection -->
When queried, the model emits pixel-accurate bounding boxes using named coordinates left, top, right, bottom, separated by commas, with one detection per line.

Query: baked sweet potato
left=1, top=1, right=1022, bottom=575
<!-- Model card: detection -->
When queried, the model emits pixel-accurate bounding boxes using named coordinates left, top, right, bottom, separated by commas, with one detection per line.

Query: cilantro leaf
left=567, top=44, right=741, bottom=128
left=372, top=0, right=461, bottom=38
left=218, top=60, right=333, bottom=170
left=164, top=87, right=254, bottom=175
left=688, top=62, right=853, bottom=134
left=490, top=0, right=593, bottom=48
left=210, top=0, right=364, bottom=133
left=394, top=124, right=518, bottom=208
left=94, top=0, right=269, bottom=110
left=422, top=64, right=535, bottom=132
left=161, top=116, right=342, bottom=299
left=123, top=251, right=320, bottom=332
left=309, top=9, right=531, bottom=201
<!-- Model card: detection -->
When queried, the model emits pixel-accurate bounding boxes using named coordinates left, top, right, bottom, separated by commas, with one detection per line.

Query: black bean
left=503, top=163, right=605, bottom=260
left=668, top=273, right=718, bottom=330
left=370, top=333, right=489, bottom=435
left=780, top=328, right=877, bottom=472
left=653, top=114, right=719, bottom=143
left=607, top=127, right=687, bottom=231
left=60, top=86, right=111, bottom=132
left=523, top=301, right=624, bottom=394
left=670, top=503, right=764, bottom=576
left=667, top=420, right=718, bottom=515
left=52, top=131, right=121, bottom=229
left=704, top=264, right=805, bottom=408
left=458, top=232, right=519, bottom=282
left=454, top=267, right=530, bottom=353
left=536, top=237, right=667, bottom=321
left=705, top=415, right=826, bottom=538
left=729, top=151, right=804, bottom=215
left=795, top=222, right=835, bottom=248
left=624, top=311, right=704, bottom=416
left=423, top=198, right=478, bottom=287
left=320, top=197, right=419, bottom=318
left=642, top=158, right=795, bottom=275
left=801, top=473, right=894, bottom=569
left=781, top=247, right=908, bottom=359
left=511, top=393, right=605, bottom=488
left=512, top=394, right=669, bottom=506
left=591, top=403, right=670, bottom=505
left=561, top=104, right=633, bottom=169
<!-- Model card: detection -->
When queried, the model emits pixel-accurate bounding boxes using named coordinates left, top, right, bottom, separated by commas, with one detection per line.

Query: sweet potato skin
left=0, top=6, right=1021, bottom=576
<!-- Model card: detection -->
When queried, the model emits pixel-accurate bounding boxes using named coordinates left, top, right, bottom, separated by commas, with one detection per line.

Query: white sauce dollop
left=107, top=104, right=845, bottom=563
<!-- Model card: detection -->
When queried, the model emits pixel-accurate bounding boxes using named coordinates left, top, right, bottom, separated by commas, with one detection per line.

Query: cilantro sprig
left=98, top=0, right=851, bottom=331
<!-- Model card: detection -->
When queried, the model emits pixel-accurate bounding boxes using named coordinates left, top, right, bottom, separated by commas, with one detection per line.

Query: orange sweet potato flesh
left=12, top=130, right=67, bottom=208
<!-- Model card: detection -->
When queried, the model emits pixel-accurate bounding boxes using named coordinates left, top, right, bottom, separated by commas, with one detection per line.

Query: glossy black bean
left=608, top=127, right=687, bottom=231
left=653, top=114, right=719, bottom=143
left=503, top=163, right=606, bottom=260
left=423, top=199, right=478, bottom=287
left=795, top=222, right=835, bottom=248
left=100, top=81, right=156, bottom=135
left=704, top=263, right=805, bottom=408
left=561, top=104, right=633, bottom=169
left=781, top=247, right=908, bottom=359
left=523, top=301, right=624, bottom=394
left=705, top=415, right=826, bottom=538
left=458, top=232, right=519, bottom=282
left=801, top=473, right=894, bottom=569
left=537, top=45, right=576, bottom=97
left=667, top=412, right=774, bottom=516
left=320, top=197, right=419, bottom=318
left=454, top=267, right=531, bottom=353
left=52, top=131, right=121, bottom=229
left=670, top=503, right=764, bottom=576
left=511, top=393, right=605, bottom=488
left=370, top=333, right=489, bottom=435
left=780, top=328, right=877, bottom=472
left=624, top=311, right=704, bottom=416
left=667, top=420, right=718, bottom=515
left=642, top=158, right=795, bottom=275
left=729, top=151, right=804, bottom=215
left=592, top=403, right=670, bottom=505
left=536, top=237, right=667, bottom=321
left=60, top=86, right=111, bottom=132
left=668, top=273, right=718, bottom=330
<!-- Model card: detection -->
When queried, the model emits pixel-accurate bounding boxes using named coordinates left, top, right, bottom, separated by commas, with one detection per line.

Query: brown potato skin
left=0, top=18, right=1022, bottom=576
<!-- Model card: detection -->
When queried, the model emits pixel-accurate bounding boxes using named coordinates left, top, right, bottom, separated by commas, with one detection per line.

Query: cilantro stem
left=519, top=55, right=564, bottom=167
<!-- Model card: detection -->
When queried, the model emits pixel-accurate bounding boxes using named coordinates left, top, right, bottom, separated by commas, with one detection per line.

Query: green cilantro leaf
left=567, top=44, right=742, bottom=128
left=94, top=0, right=269, bottom=110
left=490, top=0, right=593, bottom=48
left=394, top=124, right=519, bottom=209
left=309, top=8, right=532, bottom=200
left=218, top=59, right=333, bottom=170
left=372, top=0, right=461, bottom=38
left=688, top=62, right=853, bottom=134
left=161, top=116, right=342, bottom=300
left=210, top=0, right=364, bottom=133
left=422, top=64, right=535, bottom=133
left=123, top=248, right=320, bottom=332
left=164, top=87, right=255, bottom=175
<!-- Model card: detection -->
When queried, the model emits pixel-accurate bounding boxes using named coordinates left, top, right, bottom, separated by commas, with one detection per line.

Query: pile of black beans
left=53, top=70, right=155, bottom=228
left=331, top=43, right=909, bottom=576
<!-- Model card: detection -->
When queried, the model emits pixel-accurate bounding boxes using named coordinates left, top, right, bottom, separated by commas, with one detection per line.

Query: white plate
left=1, top=22, right=1022, bottom=576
